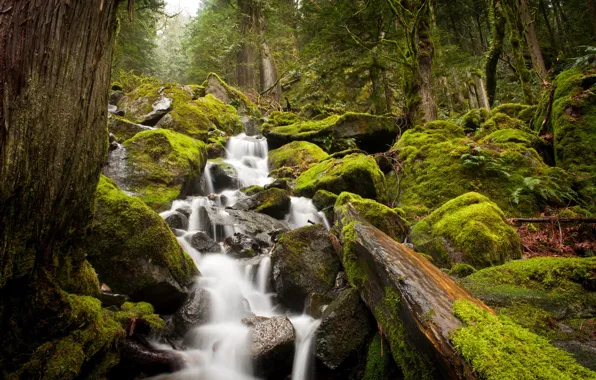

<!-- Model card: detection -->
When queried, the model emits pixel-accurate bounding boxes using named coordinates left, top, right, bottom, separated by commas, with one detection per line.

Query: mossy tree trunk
left=518, top=0, right=547, bottom=82
left=0, top=0, right=120, bottom=372
left=486, top=0, right=506, bottom=107
left=236, top=0, right=258, bottom=89
left=504, top=0, right=534, bottom=104
left=256, top=4, right=281, bottom=102
left=371, top=59, right=388, bottom=115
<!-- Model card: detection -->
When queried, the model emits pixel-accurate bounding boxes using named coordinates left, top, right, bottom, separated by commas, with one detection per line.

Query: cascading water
left=153, top=133, right=328, bottom=380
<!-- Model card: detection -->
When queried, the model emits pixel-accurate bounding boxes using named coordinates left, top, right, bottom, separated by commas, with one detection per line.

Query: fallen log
left=334, top=203, right=491, bottom=380
left=510, top=217, right=596, bottom=225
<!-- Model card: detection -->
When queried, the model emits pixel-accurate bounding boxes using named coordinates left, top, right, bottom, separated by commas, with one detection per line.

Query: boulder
left=109, top=90, right=125, bottom=106
left=208, top=159, right=239, bottom=192
left=164, top=211, right=189, bottom=230
left=296, top=153, right=386, bottom=202
left=86, top=176, right=198, bottom=314
left=124, top=129, right=207, bottom=211
left=189, top=231, right=219, bottom=253
left=410, top=192, right=522, bottom=269
left=244, top=315, right=296, bottom=379
left=335, top=192, right=408, bottom=242
left=460, top=108, right=490, bottom=133
left=233, top=188, right=292, bottom=219
left=224, top=233, right=261, bottom=258
left=316, top=288, right=374, bottom=369
left=271, top=224, right=342, bottom=311
left=304, top=293, right=333, bottom=319
left=203, top=73, right=260, bottom=116
left=268, top=141, right=329, bottom=175
left=119, top=82, right=192, bottom=125
left=264, top=112, right=399, bottom=153
left=108, top=115, right=154, bottom=142
left=172, top=287, right=211, bottom=338
left=313, top=190, right=338, bottom=223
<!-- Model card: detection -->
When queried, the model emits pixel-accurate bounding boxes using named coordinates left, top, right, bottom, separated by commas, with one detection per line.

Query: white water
left=155, top=132, right=329, bottom=379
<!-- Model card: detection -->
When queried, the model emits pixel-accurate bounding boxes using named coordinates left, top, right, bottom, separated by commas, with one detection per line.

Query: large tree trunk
left=518, top=0, right=547, bottom=81
left=236, top=0, right=257, bottom=89
left=472, top=71, right=490, bottom=110
left=589, top=0, right=596, bottom=41
left=539, top=0, right=558, bottom=54
left=505, top=0, right=535, bottom=104
left=0, top=0, right=120, bottom=372
left=371, top=61, right=388, bottom=115
left=259, top=40, right=281, bottom=102
left=416, top=2, right=438, bottom=123
left=486, top=0, right=506, bottom=106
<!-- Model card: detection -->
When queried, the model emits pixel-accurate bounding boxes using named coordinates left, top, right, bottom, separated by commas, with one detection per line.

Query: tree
left=0, top=0, right=121, bottom=373
left=485, top=0, right=506, bottom=106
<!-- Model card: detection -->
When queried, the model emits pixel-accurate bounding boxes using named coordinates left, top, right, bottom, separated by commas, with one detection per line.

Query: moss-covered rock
left=107, top=114, right=153, bottom=142
left=268, top=141, right=329, bottom=175
left=233, top=187, right=292, bottom=219
left=410, top=192, right=522, bottom=269
left=261, top=111, right=302, bottom=132
left=296, top=153, right=386, bottom=202
left=363, top=334, right=396, bottom=380
left=536, top=66, right=596, bottom=210
left=119, top=82, right=193, bottom=124
left=491, top=103, right=537, bottom=124
left=448, top=263, right=477, bottom=278
left=86, top=176, right=198, bottom=314
left=335, top=192, right=408, bottom=242
left=475, top=112, right=531, bottom=139
left=203, top=73, right=260, bottom=116
left=460, top=108, right=490, bottom=133
left=393, top=120, right=575, bottom=217
left=451, top=299, right=596, bottom=379
left=124, top=129, right=207, bottom=211
left=313, top=190, right=338, bottom=222
left=271, top=224, right=342, bottom=311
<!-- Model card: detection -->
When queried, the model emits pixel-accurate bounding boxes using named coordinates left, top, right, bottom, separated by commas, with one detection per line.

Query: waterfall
left=156, top=132, right=326, bottom=380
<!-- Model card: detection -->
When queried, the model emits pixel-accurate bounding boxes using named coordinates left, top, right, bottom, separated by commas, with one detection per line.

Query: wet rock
left=171, top=229, right=186, bottom=237
left=175, top=206, right=191, bottom=219
left=109, top=141, right=119, bottom=151
left=111, top=337, right=185, bottom=378
left=244, top=315, right=296, bottom=379
left=190, top=231, right=219, bottom=253
left=224, top=233, right=261, bottom=258
left=109, top=133, right=117, bottom=143
left=233, top=188, right=292, bottom=220
left=305, top=293, right=333, bottom=319
left=164, top=211, right=189, bottom=230
left=271, top=224, right=342, bottom=311
left=316, top=288, right=374, bottom=369
left=204, top=73, right=260, bottom=115
left=313, top=190, right=338, bottom=223
left=209, top=160, right=239, bottom=192
left=110, top=90, right=125, bottom=106
left=173, top=288, right=211, bottom=338
left=241, top=115, right=262, bottom=136
left=264, top=178, right=291, bottom=192
left=98, top=291, right=129, bottom=308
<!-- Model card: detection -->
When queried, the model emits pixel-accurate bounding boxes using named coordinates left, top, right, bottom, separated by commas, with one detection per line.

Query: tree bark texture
left=0, top=0, right=120, bottom=289
left=518, top=0, right=547, bottom=81
left=472, top=72, right=490, bottom=110
left=504, top=0, right=535, bottom=104
left=415, top=1, right=438, bottom=123
left=236, top=0, right=257, bottom=89
left=486, top=0, right=506, bottom=106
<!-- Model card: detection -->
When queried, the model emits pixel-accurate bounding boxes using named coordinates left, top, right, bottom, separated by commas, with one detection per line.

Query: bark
left=259, top=41, right=281, bottom=102
left=589, top=0, right=596, bottom=41
left=236, top=0, right=257, bottom=89
left=518, top=0, right=547, bottom=82
left=440, top=77, right=454, bottom=115
left=468, top=82, right=480, bottom=109
left=472, top=72, right=490, bottom=110
left=416, top=2, right=438, bottom=123
left=486, top=0, right=506, bottom=106
left=505, top=0, right=534, bottom=104
left=451, top=69, right=467, bottom=109
left=382, top=70, right=393, bottom=113
left=371, top=62, right=388, bottom=115
left=335, top=204, right=490, bottom=379
left=539, top=0, right=558, bottom=53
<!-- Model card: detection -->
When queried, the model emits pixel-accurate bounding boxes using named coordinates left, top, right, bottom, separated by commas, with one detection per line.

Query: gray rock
left=305, top=293, right=333, bottom=319
left=224, top=233, right=261, bottom=258
left=244, top=315, right=296, bottom=379
left=190, top=231, right=219, bottom=253
left=173, top=288, right=211, bottom=338
left=110, top=90, right=125, bottom=106
left=165, top=212, right=189, bottom=230
left=271, top=224, right=341, bottom=311
left=209, top=161, right=239, bottom=192
left=316, top=288, right=374, bottom=369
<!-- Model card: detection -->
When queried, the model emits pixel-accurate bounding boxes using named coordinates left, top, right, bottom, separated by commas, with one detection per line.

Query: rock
left=233, top=188, right=292, bottom=219
left=460, top=108, right=490, bottom=133
left=244, top=315, right=296, bottom=379
left=109, top=90, right=125, bottom=106
left=172, top=287, right=211, bottom=338
left=268, top=141, right=329, bottom=175
left=335, top=192, right=408, bottom=242
left=207, top=140, right=226, bottom=159
left=108, top=114, right=154, bottom=141
left=98, top=291, right=129, bottom=308
left=119, top=82, right=191, bottom=126
left=264, top=178, right=291, bottom=192
left=113, top=337, right=185, bottom=378
left=491, top=103, right=537, bottom=124
left=109, top=141, right=119, bottom=151
left=109, top=133, right=117, bottom=143
left=304, top=293, right=333, bottom=319
left=296, top=153, right=386, bottom=202
left=410, top=192, right=522, bottom=269
left=316, top=288, right=374, bottom=369
left=204, top=73, right=260, bottom=116
left=264, top=112, right=399, bottom=153
left=189, top=231, right=219, bottom=253
left=208, top=159, right=239, bottom=192
left=224, top=233, right=261, bottom=258
left=313, top=190, right=338, bottom=223
left=86, top=176, right=198, bottom=314
left=271, top=224, right=342, bottom=311
left=124, top=129, right=207, bottom=211
left=240, top=115, right=262, bottom=135
left=175, top=206, right=192, bottom=219
left=164, top=211, right=189, bottom=230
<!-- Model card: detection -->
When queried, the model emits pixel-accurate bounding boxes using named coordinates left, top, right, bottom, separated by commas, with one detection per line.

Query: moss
left=342, top=221, right=368, bottom=288
left=269, top=114, right=341, bottom=140
left=240, top=185, right=264, bottom=196
left=120, top=82, right=193, bottom=123
left=114, top=302, right=165, bottom=332
left=448, top=263, right=477, bottom=278
left=86, top=176, right=198, bottom=297
left=55, top=253, right=101, bottom=298
left=363, top=335, right=392, bottom=380
left=269, top=166, right=298, bottom=179
left=252, top=188, right=291, bottom=219
left=479, top=128, right=546, bottom=152
left=491, top=103, right=537, bottom=124
left=376, top=288, right=434, bottom=380
left=410, top=192, right=522, bottom=269
left=451, top=299, right=596, bottom=379
left=203, top=73, right=260, bottom=116
left=312, top=190, right=338, bottom=209
left=461, top=108, right=490, bottom=133
left=335, top=192, right=409, bottom=241
left=296, top=153, right=387, bottom=202
left=475, top=112, right=531, bottom=140
left=268, top=141, right=329, bottom=172
left=261, top=111, right=301, bottom=132
left=124, top=129, right=207, bottom=210
left=107, top=114, right=148, bottom=142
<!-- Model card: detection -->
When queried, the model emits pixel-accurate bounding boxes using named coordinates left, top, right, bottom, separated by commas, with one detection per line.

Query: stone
left=190, top=231, right=219, bottom=253
left=164, top=211, right=189, bottom=230
left=208, top=160, right=239, bottom=192
left=224, top=233, right=261, bottom=258
left=172, top=287, right=211, bottom=338
left=233, top=188, right=292, bottom=220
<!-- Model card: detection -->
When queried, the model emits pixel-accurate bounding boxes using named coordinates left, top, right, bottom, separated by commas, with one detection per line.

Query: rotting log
left=334, top=203, right=492, bottom=380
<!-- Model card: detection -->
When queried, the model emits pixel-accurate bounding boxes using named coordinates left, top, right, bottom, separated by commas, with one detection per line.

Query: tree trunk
left=236, top=0, right=257, bottom=89
left=0, top=0, right=120, bottom=372
left=472, top=72, right=490, bottom=110
left=486, top=0, right=506, bottom=106
left=539, top=0, right=558, bottom=54
left=415, top=1, right=438, bottom=123
left=440, top=77, right=454, bottom=115
left=382, top=70, right=393, bottom=113
left=451, top=69, right=467, bottom=109
left=371, top=62, right=388, bottom=115
left=259, top=41, right=281, bottom=102
left=468, top=83, right=480, bottom=109
left=518, top=0, right=547, bottom=82
left=505, top=0, right=535, bottom=104
left=589, top=0, right=596, bottom=41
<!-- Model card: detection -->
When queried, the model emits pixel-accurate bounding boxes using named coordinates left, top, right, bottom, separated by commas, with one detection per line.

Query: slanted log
left=335, top=204, right=492, bottom=380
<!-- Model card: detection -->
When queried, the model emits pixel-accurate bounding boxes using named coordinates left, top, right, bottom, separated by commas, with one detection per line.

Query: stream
left=154, top=133, right=328, bottom=380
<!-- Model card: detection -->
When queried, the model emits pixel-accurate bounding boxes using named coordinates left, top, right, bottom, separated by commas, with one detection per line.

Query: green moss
left=448, top=263, right=477, bottom=278
left=268, top=141, right=329, bottom=172
left=124, top=129, right=207, bottom=210
left=269, top=114, right=341, bottom=140
left=114, top=302, right=165, bottom=332
left=296, top=153, right=386, bottom=202
left=491, top=103, right=537, bottom=124
left=342, top=221, right=368, bottom=288
left=240, top=185, right=264, bottom=196
left=475, top=112, right=531, bottom=140
left=203, top=73, right=260, bottom=116
left=461, top=108, right=490, bottom=133
left=261, top=111, right=301, bottom=132
left=252, top=188, right=291, bottom=219
left=376, top=288, right=433, bottom=380
left=335, top=192, right=409, bottom=241
left=410, top=192, right=522, bottom=269
left=86, top=176, right=198, bottom=297
left=479, top=128, right=546, bottom=152
left=451, top=299, right=596, bottom=379
left=55, top=253, right=101, bottom=298
left=363, top=335, right=392, bottom=380
left=120, top=82, right=193, bottom=123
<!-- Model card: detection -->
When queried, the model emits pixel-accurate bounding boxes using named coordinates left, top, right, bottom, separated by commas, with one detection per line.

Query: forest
left=0, top=0, right=595, bottom=379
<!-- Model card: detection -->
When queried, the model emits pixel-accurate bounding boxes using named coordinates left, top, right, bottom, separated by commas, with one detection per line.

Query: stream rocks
left=268, top=141, right=329, bottom=177
left=164, top=211, right=189, bottom=230
left=189, top=231, right=219, bottom=253
left=172, top=288, right=211, bottom=338
left=232, top=187, right=292, bottom=219
left=86, top=176, right=198, bottom=314
left=271, top=224, right=342, bottom=311
left=224, top=233, right=262, bottom=258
